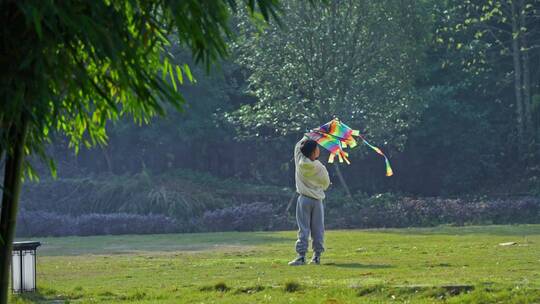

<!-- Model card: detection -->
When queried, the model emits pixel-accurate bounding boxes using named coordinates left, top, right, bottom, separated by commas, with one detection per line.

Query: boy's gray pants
left=295, top=194, right=325, bottom=256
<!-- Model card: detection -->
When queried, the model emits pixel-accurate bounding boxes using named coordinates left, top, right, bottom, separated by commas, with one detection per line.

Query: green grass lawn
left=11, top=225, right=540, bottom=303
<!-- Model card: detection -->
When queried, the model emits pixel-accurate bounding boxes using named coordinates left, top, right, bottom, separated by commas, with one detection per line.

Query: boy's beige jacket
left=294, top=137, right=330, bottom=200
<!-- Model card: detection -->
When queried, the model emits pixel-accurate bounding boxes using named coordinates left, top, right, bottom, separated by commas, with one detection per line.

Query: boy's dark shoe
left=288, top=256, right=306, bottom=266
left=310, top=255, right=321, bottom=265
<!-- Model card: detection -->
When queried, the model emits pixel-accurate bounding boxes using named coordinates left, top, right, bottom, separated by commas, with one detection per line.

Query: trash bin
left=12, top=241, right=41, bottom=293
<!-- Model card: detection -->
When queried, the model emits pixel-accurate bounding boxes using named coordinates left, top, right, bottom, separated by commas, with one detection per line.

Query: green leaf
left=183, top=64, right=195, bottom=83
left=169, top=63, right=177, bottom=91
left=175, top=65, right=184, bottom=84
left=162, top=57, right=169, bottom=80
left=48, top=159, right=58, bottom=179
left=32, top=7, right=43, bottom=39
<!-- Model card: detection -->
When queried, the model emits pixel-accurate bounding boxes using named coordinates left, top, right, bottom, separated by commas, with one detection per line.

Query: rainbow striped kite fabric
left=305, top=118, right=394, bottom=177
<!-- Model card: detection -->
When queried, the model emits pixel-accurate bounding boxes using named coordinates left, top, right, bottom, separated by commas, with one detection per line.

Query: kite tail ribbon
left=358, top=134, right=394, bottom=177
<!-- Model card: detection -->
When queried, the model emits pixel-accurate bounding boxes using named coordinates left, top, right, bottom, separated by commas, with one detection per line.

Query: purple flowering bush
left=16, top=210, right=179, bottom=237
left=15, top=194, right=540, bottom=236
left=327, top=195, right=540, bottom=229
left=202, top=202, right=293, bottom=231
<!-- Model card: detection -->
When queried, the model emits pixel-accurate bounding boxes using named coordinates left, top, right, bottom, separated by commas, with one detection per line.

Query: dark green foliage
left=1, top=1, right=283, bottom=301
left=199, top=282, right=231, bottom=292
left=284, top=280, right=301, bottom=293
left=235, top=285, right=265, bottom=294
left=41, top=0, right=540, bottom=197
left=227, top=0, right=427, bottom=147
left=214, top=282, right=230, bottom=292
left=199, top=282, right=229, bottom=292
left=356, top=284, right=475, bottom=300
left=198, top=285, right=214, bottom=292
left=20, top=169, right=292, bottom=220
left=357, top=285, right=384, bottom=297
left=398, top=87, right=513, bottom=194
left=119, top=291, right=147, bottom=301
left=1, top=0, right=278, bottom=168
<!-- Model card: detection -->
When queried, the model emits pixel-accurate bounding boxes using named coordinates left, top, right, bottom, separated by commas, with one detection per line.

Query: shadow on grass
left=12, top=289, right=71, bottom=303
left=325, top=262, right=393, bottom=269
left=12, top=292, right=47, bottom=303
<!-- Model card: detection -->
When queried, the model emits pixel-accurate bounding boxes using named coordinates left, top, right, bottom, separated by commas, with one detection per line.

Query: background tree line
left=5, top=0, right=540, bottom=243
left=13, top=0, right=540, bottom=238
left=36, top=0, right=540, bottom=197
left=3, top=1, right=538, bottom=302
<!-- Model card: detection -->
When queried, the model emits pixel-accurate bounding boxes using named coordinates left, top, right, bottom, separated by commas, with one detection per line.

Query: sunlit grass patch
left=10, top=225, right=540, bottom=303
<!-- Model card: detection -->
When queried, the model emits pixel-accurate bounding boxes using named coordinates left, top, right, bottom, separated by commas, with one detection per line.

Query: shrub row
left=15, top=196, right=540, bottom=237
left=16, top=210, right=179, bottom=237
left=20, top=172, right=291, bottom=222
left=326, top=195, right=540, bottom=229
left=202, top=202, right=293, bottom=232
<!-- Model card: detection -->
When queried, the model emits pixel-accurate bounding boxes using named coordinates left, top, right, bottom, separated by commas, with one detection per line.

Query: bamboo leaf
left=175, top=65, right=184, bottom=84
left=32, top=6, right=43, bottom=39
left=169, top=63, right=177, bottom=91
left=183, top=64, right=195, bottom=83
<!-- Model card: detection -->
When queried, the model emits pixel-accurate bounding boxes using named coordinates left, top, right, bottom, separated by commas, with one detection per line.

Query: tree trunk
left=520, top=4, right=533, bottom=144
left=333, top=163, right=354, bottom=200
left=0, top=148, right=4, bottom=173
left=0, top=118, right=28, bottom=304
left=0, top=120, right=8, bottom=171
left=511, top=1, right=525, bottom=153
left=102, top=146, right=114, bottom=174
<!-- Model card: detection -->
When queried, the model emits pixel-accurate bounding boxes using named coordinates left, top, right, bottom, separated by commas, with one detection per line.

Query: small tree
left=435, top=0, right=540, bottom=156
left=0, top=1, right=280, bottom=302
left=227, top=0, right=427, bottom=196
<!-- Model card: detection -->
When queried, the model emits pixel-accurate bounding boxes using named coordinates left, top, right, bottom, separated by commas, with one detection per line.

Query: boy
left=288, top=136, right=330, bottom=266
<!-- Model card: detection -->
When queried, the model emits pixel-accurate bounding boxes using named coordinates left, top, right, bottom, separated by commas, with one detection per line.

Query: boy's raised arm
left=294, top=135, right=308, bottom=163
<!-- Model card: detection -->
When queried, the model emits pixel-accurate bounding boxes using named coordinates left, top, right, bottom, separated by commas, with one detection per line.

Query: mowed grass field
left=11, top=225, right=540, bottom=303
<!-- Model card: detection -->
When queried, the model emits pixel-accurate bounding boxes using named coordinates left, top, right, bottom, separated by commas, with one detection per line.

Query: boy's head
left=300, top=139, right=320, bottom=161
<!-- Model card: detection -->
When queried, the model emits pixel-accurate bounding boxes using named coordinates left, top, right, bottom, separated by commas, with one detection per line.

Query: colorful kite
left=305, top=118, right=394, bottom=177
